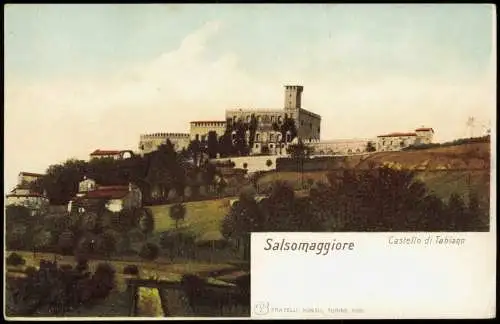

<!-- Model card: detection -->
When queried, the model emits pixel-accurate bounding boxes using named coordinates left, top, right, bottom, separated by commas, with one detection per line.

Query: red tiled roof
left=97, top=185, right=129, bottom=191
left=6, top=193, right=47, bottom=198
left=82, top=188, right=129, bottom=199
left=19, top=172, right=44, bottom=177
left=90, top=149, right=122, bottom=156
left=377, top=132, right=417, bottom=138
left=415, top=127, right=434, bottom=132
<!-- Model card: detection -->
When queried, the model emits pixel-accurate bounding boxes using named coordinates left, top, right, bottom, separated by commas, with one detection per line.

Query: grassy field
left=146, top=198, right=232, bottom=241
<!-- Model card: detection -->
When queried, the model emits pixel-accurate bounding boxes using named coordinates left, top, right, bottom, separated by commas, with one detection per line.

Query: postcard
left=4, top=3, right=496, bottom=320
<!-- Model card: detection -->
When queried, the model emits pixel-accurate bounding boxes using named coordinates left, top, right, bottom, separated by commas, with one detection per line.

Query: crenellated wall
left=139, top=132, right=190, bottom=154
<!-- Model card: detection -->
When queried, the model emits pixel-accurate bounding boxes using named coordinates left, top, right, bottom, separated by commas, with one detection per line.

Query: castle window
left=270, top=134, right=275, bottom=142
left=256, top=133, right=261, bottom=142
left=271, top=116, right=275, bottom=123
left=301, top=121, right=304, bottom=126
left=318, top=127, right=320, bottom=133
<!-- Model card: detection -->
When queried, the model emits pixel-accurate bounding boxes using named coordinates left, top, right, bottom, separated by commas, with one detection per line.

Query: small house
left=68, top=177, right=142, bottom=214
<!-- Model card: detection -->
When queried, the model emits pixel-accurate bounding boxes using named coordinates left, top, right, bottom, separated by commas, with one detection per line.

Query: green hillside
left=145, top=142, right=491, bottom=240
left=145, top=198, right=232, bottom=241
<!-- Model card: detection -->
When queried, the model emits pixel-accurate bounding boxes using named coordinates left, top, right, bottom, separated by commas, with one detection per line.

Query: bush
left=123, top=264, right=139, bottom=276
left=75, top=256, right=89, bottom=273
left=25, top=266, right=38, bottom=277
left=90, top=263, right=116, bottom=299
left=6, top=253, right=26, bottom=266
left=59, top=264, right=73, bottom=272
left=235, top=274, right=250, bottom=293
left=139, top=243, right=160, bottom=261
left=181, top=274, right=206, bottom=295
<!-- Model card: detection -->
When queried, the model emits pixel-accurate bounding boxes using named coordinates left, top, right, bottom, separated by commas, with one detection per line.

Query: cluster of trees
left=6, top=255, right=116, bottom=316
left=188, top=115, right=299, bottom=160
left=6, top=203, right=156, bottom=260
left=221, top=167, right=489, bottom=260
left=30, top=141, right=225, bottom=206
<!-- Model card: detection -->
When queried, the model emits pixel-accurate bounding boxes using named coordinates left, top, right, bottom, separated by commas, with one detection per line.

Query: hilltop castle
left=135, top=84, right=434, bottom=157
left=138, top=85, right=322, bottom=156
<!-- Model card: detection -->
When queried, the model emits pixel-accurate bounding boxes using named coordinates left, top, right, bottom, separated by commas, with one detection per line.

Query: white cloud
left=4, top=19, right=495, bottom=194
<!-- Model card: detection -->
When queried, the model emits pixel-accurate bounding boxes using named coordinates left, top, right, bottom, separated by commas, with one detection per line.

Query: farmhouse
left=68, top=177, right=142, bottom=214
left=89, top=149, right=134, bottom=160
left=6, top=172, right=49, bottom=215
left=376, top=127, right=434, bottom=152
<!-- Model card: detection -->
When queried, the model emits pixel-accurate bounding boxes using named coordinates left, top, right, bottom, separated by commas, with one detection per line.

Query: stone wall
left=210, top=155, right=281, bottom=173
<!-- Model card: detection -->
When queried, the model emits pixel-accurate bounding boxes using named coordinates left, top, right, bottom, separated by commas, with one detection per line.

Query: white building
left=306, top=139, right=374, bottom=156
left=89, top=149, right=134, bottom=160
left=6, top=171, right=49, bottom=215
left=376, top=127, right=434, bottom=152
left=68, top=177, right=142, bottom=214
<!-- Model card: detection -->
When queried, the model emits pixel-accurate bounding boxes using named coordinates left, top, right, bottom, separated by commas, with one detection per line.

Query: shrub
left=123, top=264, right=139, bottom=276
left=235, top=274, right=250, bottom=293
left=90, top=263, right=116, bottom=299
left=6, top=253, right=26, bottom=266
left=139, top=243, right=160, bottom=261
left=75, top=259, right=89, bottom=273
left=59, top=264, right=73, bottom=272
left=25, top=266, right=38, bottom=277
left=181, top=274, right=206, bottom=306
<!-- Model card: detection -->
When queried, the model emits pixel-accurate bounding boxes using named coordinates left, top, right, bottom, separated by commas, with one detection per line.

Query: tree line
left=30, top=140, right=224, bottom=206
left=221, top=166, right=489, bottom=260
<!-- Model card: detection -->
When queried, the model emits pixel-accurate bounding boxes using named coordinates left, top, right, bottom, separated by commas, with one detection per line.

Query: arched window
left=269, top=134, right=275, bottom=142
left=256, top=133, right=261, bottom=142
left=246, top=115, right=251, bottom=123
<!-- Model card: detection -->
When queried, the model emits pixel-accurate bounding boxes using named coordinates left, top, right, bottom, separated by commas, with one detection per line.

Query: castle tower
left=284, top=85, right=303, bottom=110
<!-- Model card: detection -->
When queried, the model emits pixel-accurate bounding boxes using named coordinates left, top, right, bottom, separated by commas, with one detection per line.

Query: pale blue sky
left=5, top=4, right=493, bottom=81
left=4, top=4, right=495, bottom=193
